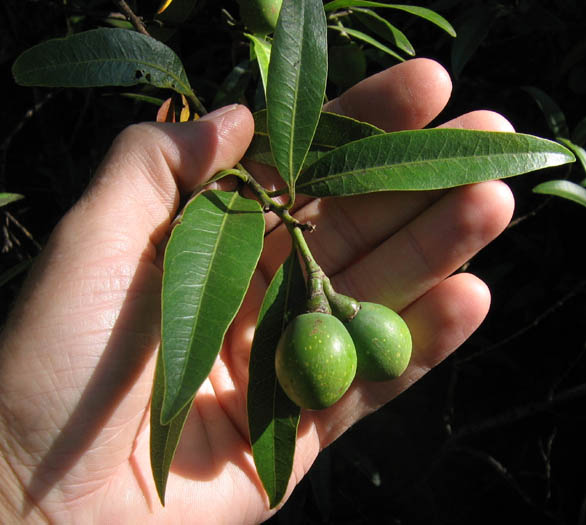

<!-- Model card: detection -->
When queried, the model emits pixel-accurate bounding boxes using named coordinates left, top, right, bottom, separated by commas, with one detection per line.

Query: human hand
left=0, top=58, right=514, bottom=524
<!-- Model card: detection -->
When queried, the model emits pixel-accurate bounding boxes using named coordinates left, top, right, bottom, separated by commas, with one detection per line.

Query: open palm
left=0, top=59, right=514, bottom=524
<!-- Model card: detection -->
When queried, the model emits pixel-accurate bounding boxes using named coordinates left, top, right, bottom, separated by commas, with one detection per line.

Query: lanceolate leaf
left=266, top=0, right=328, bottom=196
left=245, top=34, right=272, bottom=95
left=248, top=251, right=306, bottom=508
left=161, top=190, right=264, bottom=423
left=557, top=138, right=586, bottom=178
left=327, top=25, right=404, bottom=61
left=246, top=110, right=384, bottom=168
left=572, top=116, right=586, bottom=147
left=295, top=129, right=575, bottom=197
left=353, top=8, right=415, bottom=56
left=323, top=1, right=456, bottom=37
left=0, top=193, right=24, bottom=208
left=12, top=28, right=194, bottom=99
left=150, top=352, right=192, bottom=505
left=450, top=6, right=497, bottom=79
left=533, top=179, right=586, bottom=208
left=523, top=86, right=570, bottom=139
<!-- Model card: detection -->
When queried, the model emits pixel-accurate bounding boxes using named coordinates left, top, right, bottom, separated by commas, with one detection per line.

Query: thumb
left=1, top=103, right=254, bottom=341
left=76, top=103, right=255, bottom=249
left=0, top=105, right=254, bottom=499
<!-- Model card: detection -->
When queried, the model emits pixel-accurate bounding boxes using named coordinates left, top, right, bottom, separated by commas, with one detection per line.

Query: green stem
left=287, top=225, right=331, bottom=314
left=237, top=163, right=291, bottom=215
left=267, top=187, right=289, bottom=198
left=287, top=225, right=321, bottom=276
left=190, top=168, right=244, bottom=196
left=234, top=164, right=331, bottom=313
left=187, top=91, right=208, bottom=117
left=323, top=276, right=360, bottom=321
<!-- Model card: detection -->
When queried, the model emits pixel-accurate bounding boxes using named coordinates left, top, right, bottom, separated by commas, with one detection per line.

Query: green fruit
left=237, top=0, right=283, bottom=36
left=275, top=312, right=357, bottom=409
left=345, top=302, right=412, bottom=382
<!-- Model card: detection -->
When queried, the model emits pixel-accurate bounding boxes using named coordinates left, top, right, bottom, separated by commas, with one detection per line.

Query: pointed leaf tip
left=295, top=130, right=575, bottom=197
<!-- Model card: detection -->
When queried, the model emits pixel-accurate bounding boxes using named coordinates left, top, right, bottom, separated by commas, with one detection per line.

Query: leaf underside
left=248, top=251, right=306, bottom=508
left=160, top=190, right=264, bottom=424
left=266, top=0, right=328, bottom=194
left=150, top=352, right=192, bottom=505
left=353, top=8, right=415, bottom=56
left=533, top=179, right=586, bottom=208
left=295, top=129, right=576, bottom=197
left=12, top=27, right=194, bottom=98
left=327, top=25, right=404, bottom=62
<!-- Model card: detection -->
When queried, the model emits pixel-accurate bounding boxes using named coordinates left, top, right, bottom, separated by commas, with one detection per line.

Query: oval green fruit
left=237, top=0, right=282, bottom=35
left=275, top=312, right=357, bottom=410
left=345, top=302, right=412, bottom=381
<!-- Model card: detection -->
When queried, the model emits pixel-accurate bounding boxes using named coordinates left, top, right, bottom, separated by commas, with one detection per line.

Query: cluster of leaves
left=9, top=0, right=577, bottom=511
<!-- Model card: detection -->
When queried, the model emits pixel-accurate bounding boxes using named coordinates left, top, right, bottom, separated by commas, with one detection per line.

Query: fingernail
left=198, top=104, right=240, bottom=122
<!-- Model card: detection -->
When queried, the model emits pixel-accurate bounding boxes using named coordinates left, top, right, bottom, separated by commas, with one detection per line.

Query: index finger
left=324, top=58, right=452, bottom=131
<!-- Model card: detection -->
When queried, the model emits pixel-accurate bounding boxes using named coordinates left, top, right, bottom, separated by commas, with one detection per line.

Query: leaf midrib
left=269, top=256, right=296, bottom=496
left=21, top=55, right=190, bottom=92
left=297, top=144, right=563, bottom=189
left=170, top=193, right=237, bottom=414
left=286, top=2, right=305, bottom=186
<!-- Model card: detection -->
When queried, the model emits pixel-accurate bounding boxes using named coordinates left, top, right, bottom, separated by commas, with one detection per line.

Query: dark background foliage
left=2, top=0, right=586, bottom=523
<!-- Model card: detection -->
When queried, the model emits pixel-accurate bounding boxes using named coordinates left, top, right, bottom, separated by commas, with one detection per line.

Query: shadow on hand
left=22, top=248, right=163, bottom=514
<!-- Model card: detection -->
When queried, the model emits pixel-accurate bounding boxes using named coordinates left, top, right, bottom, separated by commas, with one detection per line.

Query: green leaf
left=12, top=28, right=194, bottom=99
left=450, top=6, right=496, bottom=79
left=533, top=179, right=586, bottom=208
left=0, top=193, right=24, bottom=208
left=150, top=352, right=192, bottom=505
left=572, top=115, right=586, bottom=146
left=0, top=258, right=33, bottom=288
left=246, top=110, right=384, bottom=168
left=557, top=138, right=586, bottom=181
left=266, top=0, right=328, bottom=196
left=295, top=129, right=576, bottom=197
left=248, top=251, right=306, bottom=509
left=245, top=34, right=272, bottom=96
left=161, top=190, right=264, bottom=423
left=323, top=1, right=456, bottom=37
left=523, top=86, right=570, bottom=139
left=211, top=59, right=252, bottom=109
left=353, top=8, right=415, bottom=56
left=328, top=25, right=404, bottom=62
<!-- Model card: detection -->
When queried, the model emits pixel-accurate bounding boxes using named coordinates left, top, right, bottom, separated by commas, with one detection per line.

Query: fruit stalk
left=235, top=163, right=334, bottom=313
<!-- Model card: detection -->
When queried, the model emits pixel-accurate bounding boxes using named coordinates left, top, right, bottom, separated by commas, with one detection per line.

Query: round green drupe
left=275, top=312, right=357, bottom=410
left=237, top=0, right=282, bottom=35
left=345, top=302, right=412, bottom=381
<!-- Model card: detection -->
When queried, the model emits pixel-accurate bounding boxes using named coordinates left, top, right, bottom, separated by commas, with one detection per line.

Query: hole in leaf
left=135, top=70, right=144, bottom=79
